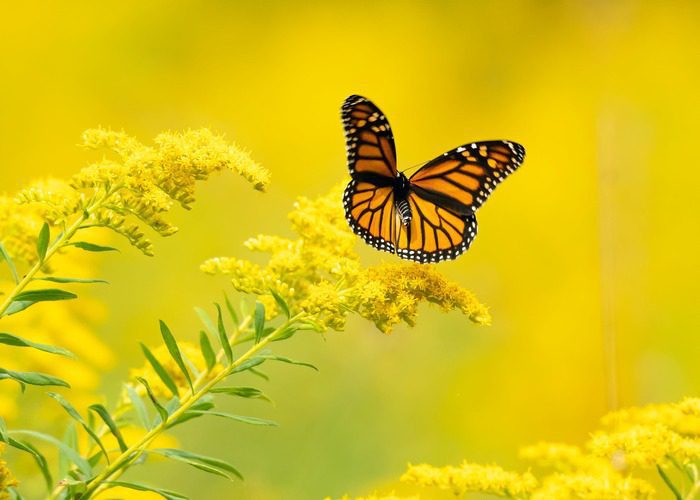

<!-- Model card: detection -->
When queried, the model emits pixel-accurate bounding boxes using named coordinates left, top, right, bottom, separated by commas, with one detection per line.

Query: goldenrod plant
left=340, top=398, right=700, bottom=499
left=0, top=132, right=488, bottom=498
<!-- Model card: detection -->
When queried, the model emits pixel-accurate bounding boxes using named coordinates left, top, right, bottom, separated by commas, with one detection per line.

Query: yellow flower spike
left=589, top=424, right=684, bottom=468
left=401, top=461, right=537, bottom=497
left=203, top=186, right=489, bottom=334
left=532, top=473, right=655, bottom=499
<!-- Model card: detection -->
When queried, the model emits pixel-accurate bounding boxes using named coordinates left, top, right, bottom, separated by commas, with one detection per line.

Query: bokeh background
left=1, top=1, right=699, bottom=498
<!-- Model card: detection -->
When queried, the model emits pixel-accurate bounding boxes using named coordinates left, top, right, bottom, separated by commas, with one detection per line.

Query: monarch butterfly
left=341, top=94, right=525, bottom=263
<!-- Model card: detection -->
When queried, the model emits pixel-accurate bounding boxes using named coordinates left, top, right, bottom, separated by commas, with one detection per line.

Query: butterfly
left=341, top=94, right=525, bottom=263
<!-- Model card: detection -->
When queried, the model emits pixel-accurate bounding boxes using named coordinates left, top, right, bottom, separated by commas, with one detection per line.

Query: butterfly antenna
left=400, top=161, right=427, bottom=175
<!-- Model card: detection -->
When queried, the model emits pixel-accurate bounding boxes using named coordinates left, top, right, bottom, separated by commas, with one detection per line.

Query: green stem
left=0, top=187, right=115, bottom=318
left=658, top=464, right=683, bottom=500
left=78, top=312, right=304, bottom=499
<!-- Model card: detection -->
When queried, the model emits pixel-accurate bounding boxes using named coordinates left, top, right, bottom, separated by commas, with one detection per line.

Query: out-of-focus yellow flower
left=127, top=341, right=217, bottom=399
left=401, top=462, right=537, bottom=497
left=590, top=424, right=684, bottom=468
left=327, top=494, right=418, bottom=500
left=532, top=472, right=654, bottom=499
left=602, top=397, right=700, bottom=436
left=202, top=185, right=489, bottom=333
left=0, top=194, right=46, bottom=267
left=519, top=442, right=608, bottom=473
left=0, top=445, right=17, bottom=500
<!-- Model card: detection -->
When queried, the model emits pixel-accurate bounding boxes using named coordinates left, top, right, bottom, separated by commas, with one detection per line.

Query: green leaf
left=230, top=357, right=266, bottom=374
left=36, top=223, right=50, bottom=263
left=140, top=343, right=179, bottom=398
left=102, top=481, right=188, bottom=500
left=269, top=289, right=290, bottom=318
left=254, top=302, right=265, bottom=344
left=10, top=429, right=92, bottom=477
left=48, top=392, right=110, bottom=464
left=0, top=242, right=19, bottom=284
left=151, top=448, right=243, bottom=481
left=0, top=419, right=53, bottom=491
left=68, top=241, right=119, bottom=252
left=258, top=354, right=319, bottom=371
left=136, top=377, right=168, bottom=424
left=224, top=293, right=238, bottom=326
left=194, top=306, right=216, bottom=336
left=0, top=332, right=75, bottom=358
left=272, top=325, right=298, bottom=342
left=249, top=368, right=270, bottom=381
left=58, top=423, right=78, bottom=480
left=160, top=321, right=193, bottom=393
left=33, top=276, right=108, bottom=284
left=126, top=384, right=150, bottom=429
left=4, top=288, right=77, bottom=316
left=215, top=304, right=233, bottom=364
left=184, top=410, right=277, bottom=427
left=0, top=367, right=70, bottom=388
left=199, top=331, right=216, bottom=371
left=210, top=386, right=271, bottom=403
left=89, top=404, right=128, bottom=452
left=167, top=399, right=215, bottom=429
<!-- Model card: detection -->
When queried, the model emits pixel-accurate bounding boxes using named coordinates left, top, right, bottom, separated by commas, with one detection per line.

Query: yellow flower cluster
left=401, top=462, right=537, bottom=497
left=12, top=128, right=269, bottom=256
left=346, top=398, right=700, bottom=499
left=0, top=194, right=47, bottom=267
left=202, top=185, right=490, bottom=333
left=0, top=444, right=17, bottom=500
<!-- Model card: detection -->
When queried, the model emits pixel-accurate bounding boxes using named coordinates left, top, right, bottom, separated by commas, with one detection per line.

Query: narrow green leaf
left=0, top=420, right=52, bottom=492
left=230, top=357, right=266, bottom=374
left=199, top=331, right=216, bottom=371
left=254, top=302, right=265, bottom=344
left=269, top=289, right=290, bottom=318
left=159, top=321, right=192, bottom=392
left=102, top=481, right=188, bottom=500
left=167, top=400, right=215, bottom=429
left=5, top=288, right=77, bottom=315
left=151, top=448, right=243, bottom=481
left=48, top=392, right=110, bottom=464
left=0, top=332, right=75, bottom=358
left=136, top=377, right=169, bottom=424
left=126, top=384, right=150, bottom=429
left=184, top=410, right=277, bottom=427
left=12, top=439, right=52, bottom=491
left=258, top=354, right=319, bottom=371
left=215, top=304, right=233, bottom=364
left=58, top=423, right=78, bottom=480
left=37, top=223, right=50, bottom=262
left=8, top=486, right=24, bottom=500
left=0, top=368, right=70, bottom=388
left=249, top=368, right=269, bottom=381
left=33, top=276, right=108, bottom=284
left=140, top=343, right=179, bottom=398
left=272, top=325, right=298, bottom=342
left=89, top=404, right=128, bottom=452
left=210, top=386, right=271, bottom=403
left=10, top=429, right=92, bottom=477
left=68, top=241, right=119, bottom=252
left=223, top=293, right=238, bottom=326
left=194, top=306, right=216, bottom=336
left=0, top=242, right=19, bottom=284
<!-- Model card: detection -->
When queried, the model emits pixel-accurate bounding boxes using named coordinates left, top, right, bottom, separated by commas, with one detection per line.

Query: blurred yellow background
left=1, top=1, right=699, bottom=498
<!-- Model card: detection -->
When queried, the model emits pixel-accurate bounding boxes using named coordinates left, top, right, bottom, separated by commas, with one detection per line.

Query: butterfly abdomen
left=394, top=172, right=412, bottom=225
left=396, top=198, right=412, bottom=225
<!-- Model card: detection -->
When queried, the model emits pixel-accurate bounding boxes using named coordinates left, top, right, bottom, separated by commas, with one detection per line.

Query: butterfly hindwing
left=394, top=192, right=478, bottom=263
left=409, top=140, right=525, bottom=214
left=341, top=95, right=398, bottom=180
left=343, top=179, right=397, bottom=254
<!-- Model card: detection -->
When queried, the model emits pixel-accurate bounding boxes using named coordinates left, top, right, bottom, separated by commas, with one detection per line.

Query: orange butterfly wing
left=409, top=140, right=526, bottom=215
left=342, top=95, right=399, bottom=254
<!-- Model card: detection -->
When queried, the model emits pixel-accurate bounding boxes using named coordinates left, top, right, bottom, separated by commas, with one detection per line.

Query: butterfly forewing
left=409, top=140, right=525, bottom=214
left=341, top=95, right=398, bottom=179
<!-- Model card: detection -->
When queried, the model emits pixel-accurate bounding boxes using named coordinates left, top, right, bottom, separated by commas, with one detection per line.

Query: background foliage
left=1, top=1, right=699, bottom=498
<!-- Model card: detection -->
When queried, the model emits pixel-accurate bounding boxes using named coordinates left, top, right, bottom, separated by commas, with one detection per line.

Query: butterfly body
left=341, top=95, right=525, bottom=263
